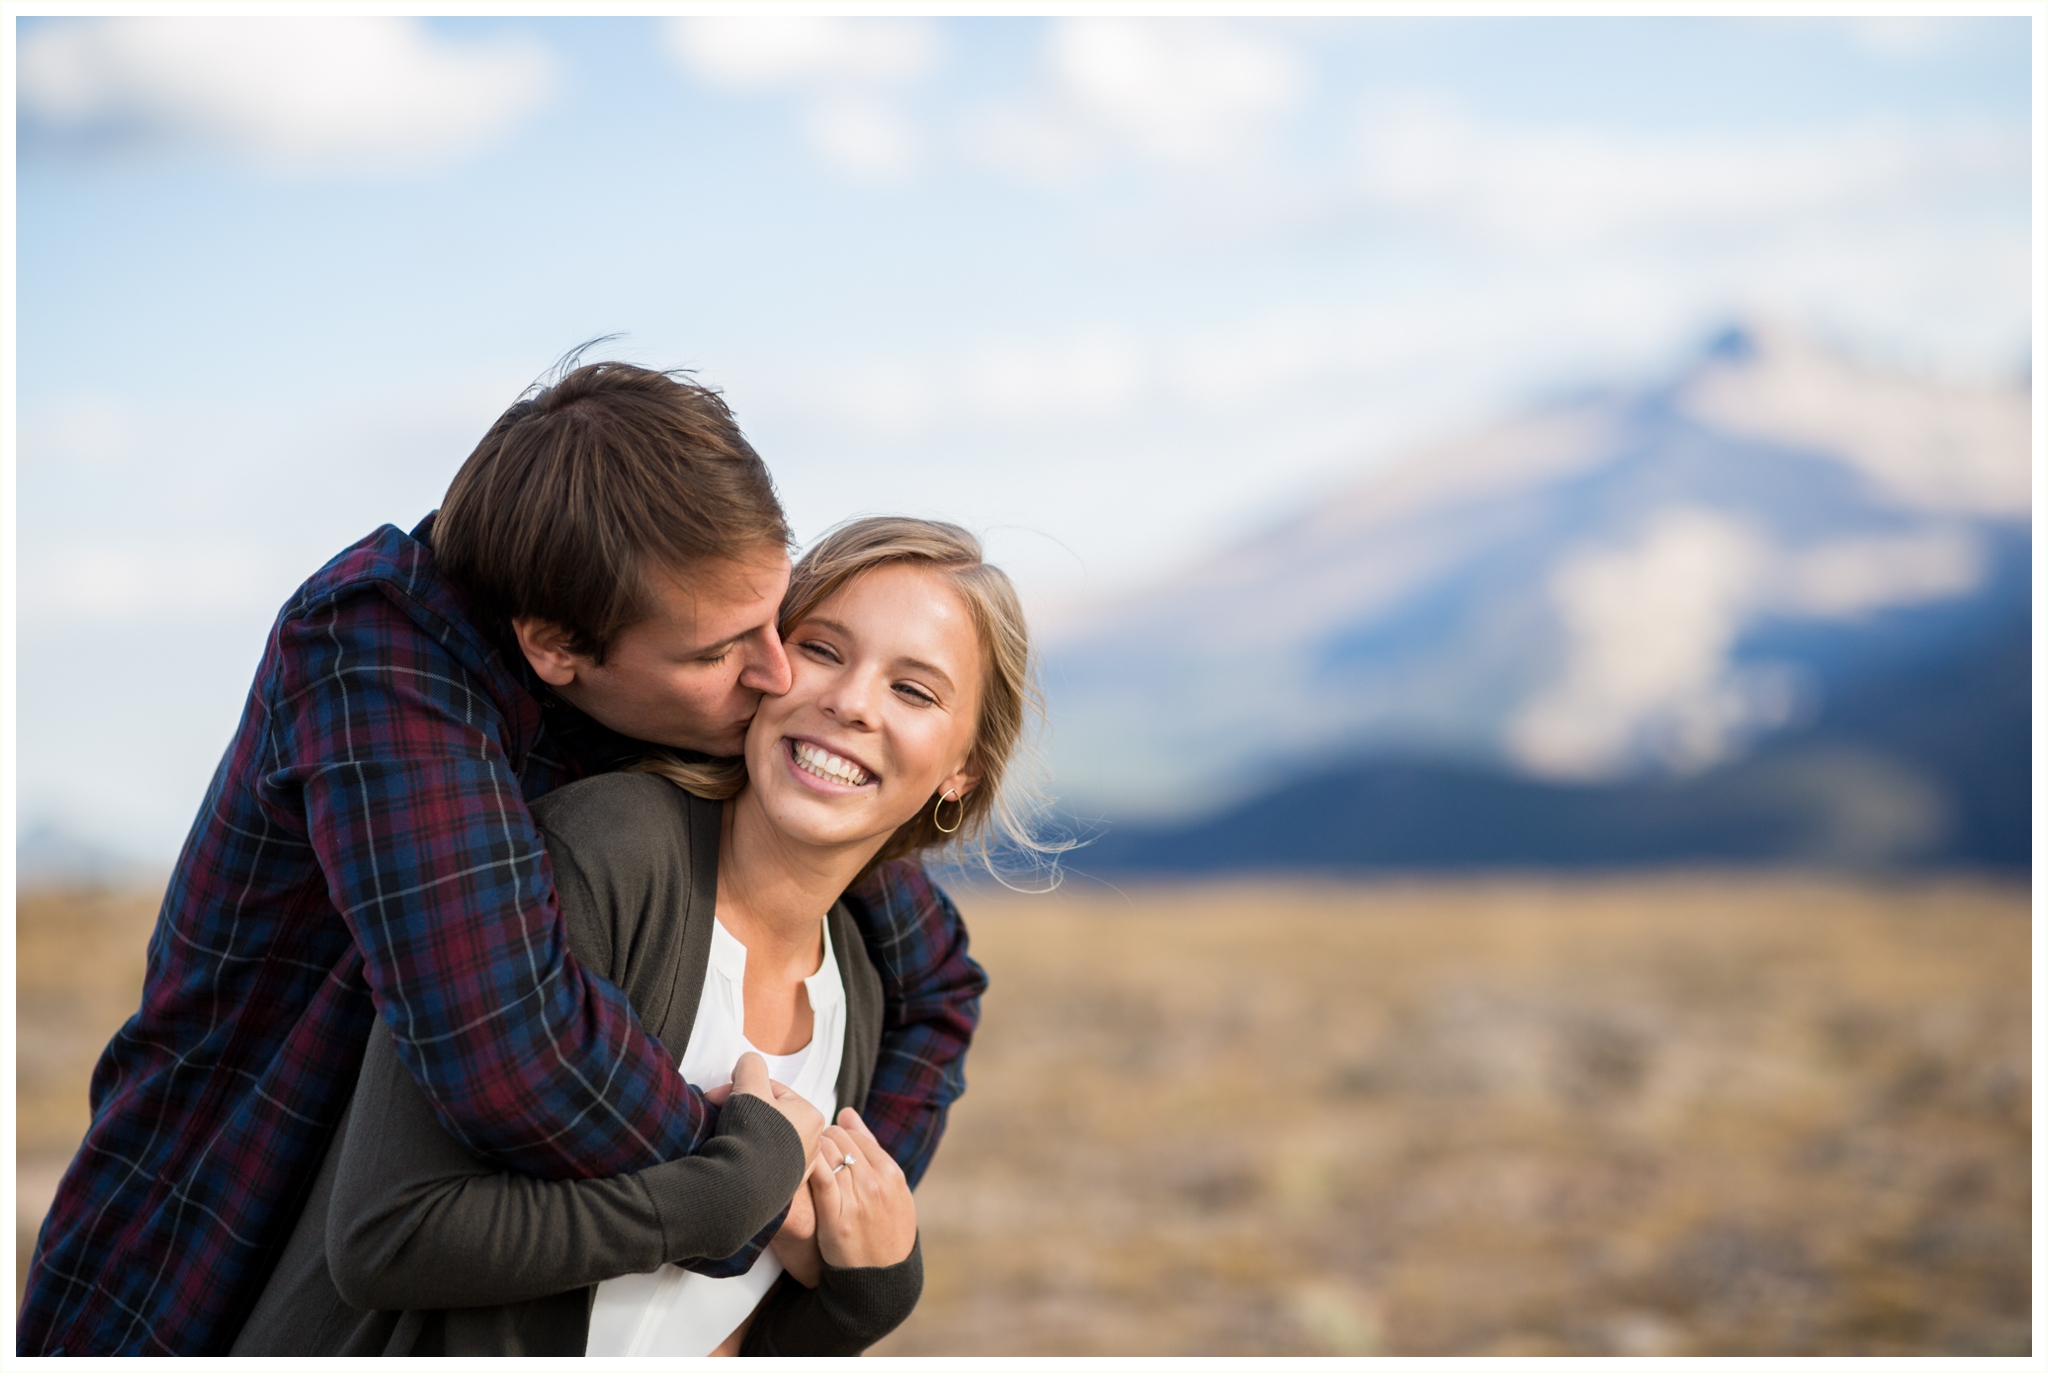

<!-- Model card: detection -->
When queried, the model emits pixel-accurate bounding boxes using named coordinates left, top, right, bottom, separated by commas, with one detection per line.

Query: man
left=18, top=360, right=987, bottom=1355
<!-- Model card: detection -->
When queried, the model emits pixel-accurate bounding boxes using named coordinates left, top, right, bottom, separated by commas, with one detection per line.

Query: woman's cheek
left=904, top=716, right=950, bottom=786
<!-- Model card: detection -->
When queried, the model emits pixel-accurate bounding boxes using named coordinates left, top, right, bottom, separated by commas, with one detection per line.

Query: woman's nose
left=818, top=670, right=881, bottom=729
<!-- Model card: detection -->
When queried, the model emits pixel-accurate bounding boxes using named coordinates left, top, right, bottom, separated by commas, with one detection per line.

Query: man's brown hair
left=433, top=357, right=790, bottom=660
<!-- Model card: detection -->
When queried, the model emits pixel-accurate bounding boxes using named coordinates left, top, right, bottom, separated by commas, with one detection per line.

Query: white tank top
left=584, top=916, right=845, bottom=1357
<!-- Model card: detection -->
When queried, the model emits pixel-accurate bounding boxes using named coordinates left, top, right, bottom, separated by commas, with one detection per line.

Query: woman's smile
left=785, top=737, right=878, bottom=791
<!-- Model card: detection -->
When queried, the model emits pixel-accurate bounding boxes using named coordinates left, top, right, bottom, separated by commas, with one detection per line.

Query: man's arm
left=276, top=589, right=710, bottom=1180
left=838, top=862, right=989, bottom=1188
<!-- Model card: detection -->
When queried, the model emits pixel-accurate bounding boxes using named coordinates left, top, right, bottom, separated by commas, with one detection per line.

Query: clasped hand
left=703, top=1054, right=917, bottom=1287
left=706, top=1051, right=826, bottom=1158
left=772, top=1108, right=917, bottom=1285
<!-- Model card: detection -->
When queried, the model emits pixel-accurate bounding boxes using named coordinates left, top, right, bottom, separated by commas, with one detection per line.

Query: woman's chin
left=758, top=785, right=899, bottom=853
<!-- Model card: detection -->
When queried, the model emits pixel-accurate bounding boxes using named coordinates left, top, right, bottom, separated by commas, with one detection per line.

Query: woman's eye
left=895, top=683, right=937, bottom=707
left=798, top=640, right=840, bottom=663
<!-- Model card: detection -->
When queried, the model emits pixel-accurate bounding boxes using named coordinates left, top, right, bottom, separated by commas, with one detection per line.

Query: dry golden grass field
left=16, top=874, right=2033, bottom=1355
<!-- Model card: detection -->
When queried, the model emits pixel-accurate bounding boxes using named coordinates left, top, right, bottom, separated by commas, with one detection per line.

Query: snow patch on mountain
left=1042, top=323, right=2028, bottom=823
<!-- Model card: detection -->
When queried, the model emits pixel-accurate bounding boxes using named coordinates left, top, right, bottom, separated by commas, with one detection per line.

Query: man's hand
left=722, top=1052, right=824, bottom=1161
left=806, top=1109, right=917, bottom=1270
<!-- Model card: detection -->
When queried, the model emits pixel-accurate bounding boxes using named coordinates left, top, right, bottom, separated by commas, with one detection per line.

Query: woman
left=232, top=517, right=1042, bottom=1357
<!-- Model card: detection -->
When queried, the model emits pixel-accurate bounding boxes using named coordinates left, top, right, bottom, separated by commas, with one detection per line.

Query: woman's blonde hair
left=637, top=516, right=1060, bottom=882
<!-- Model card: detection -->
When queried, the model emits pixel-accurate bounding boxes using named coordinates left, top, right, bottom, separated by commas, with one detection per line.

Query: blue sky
left=9, top=11, right=2036, bottom=864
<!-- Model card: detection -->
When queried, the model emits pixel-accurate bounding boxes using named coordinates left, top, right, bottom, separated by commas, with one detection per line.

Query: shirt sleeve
left=270, top=588, right=712, bottom=1180
left=837, top=862, right=990, bottom=1188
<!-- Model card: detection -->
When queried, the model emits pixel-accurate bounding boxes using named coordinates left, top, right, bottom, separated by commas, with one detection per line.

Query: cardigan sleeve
left=325, top=1020, right=807, bottom=1312
left=742, top=1237, right=926, bottom=1355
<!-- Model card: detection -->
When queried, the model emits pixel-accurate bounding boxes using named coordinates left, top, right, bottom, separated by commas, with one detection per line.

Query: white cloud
left=20, top=539, right=301, bottom=626
left=965, top=19, right=1306, bottom=184
left=962, top=103, right=1100, bottom=187
left=18, top=18, right=553, bottom=174
left=960, top=332, right=1146, bottom=422
left=1352, top=96, right=2022, bottom=248
left=826, top=362, right=942, bottom=439
left=22, top=396, right=137, bottom=467
left=667, top=17, right=939, bottom=91
left=1843, top=17, right=1970, bottom=62
left=666, top=17, right=939, bottom=182
left=1165, top=307, right=1440, bottom=414
left=812, top=328, right=1150, bottom=438
left=1049, top=18, right=1303, bottom=166
left=802, top=98, right=924, bottom=184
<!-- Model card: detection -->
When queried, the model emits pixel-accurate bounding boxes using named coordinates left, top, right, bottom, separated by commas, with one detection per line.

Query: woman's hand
left=724, top=1052, right=824, bottom=1161
left=805, top=1109, right=917, bottom=1270
left=769, top=1174, right=823, bottom=1288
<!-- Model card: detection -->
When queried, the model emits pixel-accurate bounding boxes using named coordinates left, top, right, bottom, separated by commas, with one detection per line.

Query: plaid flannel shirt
left=17, top=518, right=987, bottom=1356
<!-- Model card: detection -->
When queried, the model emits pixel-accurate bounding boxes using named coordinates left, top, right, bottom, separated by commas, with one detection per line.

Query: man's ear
left=511, top=617, right=586, bottom=688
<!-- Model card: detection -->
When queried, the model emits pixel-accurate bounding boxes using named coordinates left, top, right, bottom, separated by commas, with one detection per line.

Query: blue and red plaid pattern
left=17, top=519, right=987, bottom=1355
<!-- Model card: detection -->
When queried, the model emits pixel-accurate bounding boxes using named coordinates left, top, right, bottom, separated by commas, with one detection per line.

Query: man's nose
left=740, top=628, right=792, bottom=697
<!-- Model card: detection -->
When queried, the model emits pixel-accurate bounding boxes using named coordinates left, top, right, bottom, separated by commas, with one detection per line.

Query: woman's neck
left=715, top=790, right=881, bottom=969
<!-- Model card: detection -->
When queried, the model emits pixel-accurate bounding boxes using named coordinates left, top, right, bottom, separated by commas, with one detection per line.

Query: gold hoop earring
left=933, top=788, right=965, bottom=834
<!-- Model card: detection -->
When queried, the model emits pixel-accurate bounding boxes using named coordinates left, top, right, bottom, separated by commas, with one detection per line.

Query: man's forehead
left=645, top=548, right=790, bottom=624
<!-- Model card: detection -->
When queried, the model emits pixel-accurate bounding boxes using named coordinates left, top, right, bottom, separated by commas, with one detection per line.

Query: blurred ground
left=875, top=875, right=2030, bottom=1356
left=15, top=882, right=165, bottom=1318
left=16, top=875, right=2032, bottom=1354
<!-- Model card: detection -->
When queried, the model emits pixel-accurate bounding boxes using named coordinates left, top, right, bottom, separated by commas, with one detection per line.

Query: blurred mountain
left=17, top=820, right=159, bottom=887
left=1046, top=322, right=2030, bottom=871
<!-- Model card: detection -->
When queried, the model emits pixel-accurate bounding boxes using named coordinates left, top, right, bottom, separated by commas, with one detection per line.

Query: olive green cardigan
left=230, top=772, right=921, bottom=1356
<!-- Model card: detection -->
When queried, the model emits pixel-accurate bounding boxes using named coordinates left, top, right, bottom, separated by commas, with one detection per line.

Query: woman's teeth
left=792, top=740, right=871, bottom=786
